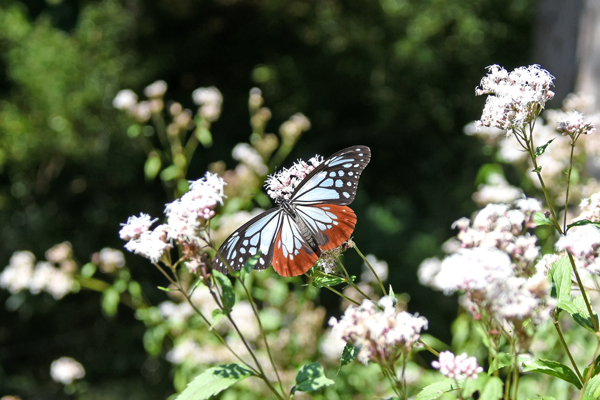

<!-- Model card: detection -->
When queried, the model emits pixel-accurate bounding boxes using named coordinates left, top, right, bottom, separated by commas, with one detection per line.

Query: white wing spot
left=260, top=258, right=265, bottom=265
left=238, top=257, right=243, bottom=263
left=338, top=170, right=345, bottom=177
left=343, top=192, right=350, bottom=198
left=333, top=221, right=339, bottom=225
left=329, top=171, right=337, bottom=177
left=335, top=179, right=344, bottom=187
left=343, top=163, right=352, bottom=168
left=322, top=178, right=334, bottom=187
left=243, top=240, right=248, bottom=246
left=249, top=247, right=257, bottom=255
left=346, top=182, right=352, bottom=187
left=358, top=152, right=363, bottom=156
left=354, top=164, right=359, bottom=167
left=240, top=248, right=246, bottom=254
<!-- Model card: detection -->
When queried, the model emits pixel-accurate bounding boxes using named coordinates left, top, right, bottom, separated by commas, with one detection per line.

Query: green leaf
left=389, top=285, right=395, bottom=298
left=480, top=376, right=503, bottom=400
left=311, top=274, right=348, bottom=288
left=557, top=300, right=579, bottom=315
left=81, top=262, right=96, bottom=278
left=488, top=353, right=533, bottom=375
left=535, top=138, right=555, bottom=156
left=240, top=253, right=261, bottom=281
left=550, top=256, right=572, bottom=303
left=175, top=364, right=254, bottom=400
left=567, top=219, right=600, bottom=230
left=572, top=295, right=599, bottom=332
left=415, top=378, right=459, bottom=400
left=586, top=375, right=600, bottom=398
left=341, top=343, right=357, bottom=366
left=522, top=359, right=582, bottom=389
left=533, top=212, right=554, bottom=227
left=583, top=355, right=600, bottom=382
left=195, top=125, right=213, bottom=147
left=144, top=153, right=161, bottom=180
left=160, top=164, right=182, bottom=181
left=533, top=166, right=542, bottom=173
left=290, top=363, right=334, bottom=395
left=213, top=270, right=235, bottom=313
left=211, top=309, right=226, bottom=330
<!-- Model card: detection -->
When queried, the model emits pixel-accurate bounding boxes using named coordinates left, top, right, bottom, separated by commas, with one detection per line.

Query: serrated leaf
left=213, top=270, right=235, bottom=313
left=415, top=378, right=459, bottom=400
left=341, top=343, right=357, bottom=366
left=532, top=212, right=554, bottom=227
left=240, top=253, right=261, bottom=281
left=522, top=359, right=582, bottom=389
left=551, top=256, right=572, bottom=303
left=567, top=219, right=600, bottom=230
left=535, top=138, right=555, bottom=156
left=290, top=362, right=334, bottom=395
left=586, top=375, right=600, bottom=398
left=557, top=300, right=579, bottom=315
left=480, top=376, right=503, bottom=400
left=175, top=364, right=253, bottom=400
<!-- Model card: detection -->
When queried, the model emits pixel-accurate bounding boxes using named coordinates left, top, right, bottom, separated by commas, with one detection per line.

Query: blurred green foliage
left=0, top=0, right=538, bottom=397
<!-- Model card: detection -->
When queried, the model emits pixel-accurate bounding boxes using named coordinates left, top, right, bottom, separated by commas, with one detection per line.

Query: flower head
left=192, top=86, right=223, bottom=122
left=556, top=111, right=595, bottom=137
left=329, top=296, right=428, bottom=365
left=265, top=155, right=323, bottom=200
left=432, top=351, right=483, bottom=380
left=119, top=213, right=157, bottom=241
left=476, top=65, right=555, bottom=134
left=50, top=357, right=85, bottom=385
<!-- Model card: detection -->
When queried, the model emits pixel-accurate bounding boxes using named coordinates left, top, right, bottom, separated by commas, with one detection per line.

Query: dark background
left=0, top=0, right=574, bottom=398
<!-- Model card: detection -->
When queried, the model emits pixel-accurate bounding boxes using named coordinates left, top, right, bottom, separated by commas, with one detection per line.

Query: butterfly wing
left=213, top=207, right=284, bottom=274
left=271, top=213, right=320, bottom=277
left=291, top=145, right=371, bottom=206
left=294, top=204, right=357, bottom=250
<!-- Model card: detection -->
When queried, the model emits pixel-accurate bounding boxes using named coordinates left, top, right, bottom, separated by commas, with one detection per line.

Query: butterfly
left=213, top=145, right=371, bottom=277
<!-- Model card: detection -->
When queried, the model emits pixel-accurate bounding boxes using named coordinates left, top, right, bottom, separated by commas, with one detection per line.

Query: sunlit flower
left=556, top=110, right=595, bottom=137
left=232, top=143, right=268, bottom=175
left=432, top=351, right=483, bottom=380
left=329, top=296, right=428, bottom=365
left=98, top=248, right=126, bottom=273
left=0, top=251, right=35, bottom=294
left=192, top=86, right=223, bottom=122
left=29, top=261, right=73, bottom=299
left=472, top=173, right=522, bottom=206
left=265, top=155, right=323, bottom=200
left=112, top=89, right=138, bottom=110
left=119, top=213, right=157, bottom=241
left=476, top=65, right=554, bottom=134
left=45, top=242, right=73, bottom=263
left=575, top=192, right=600, bottom=223
left=50, top=357, right=85, bottom=385
left=555, top=225, right=600, bottom=269
left=144, top=80, right=168, bottom=98
left=124, top=224, right=171, bottom=263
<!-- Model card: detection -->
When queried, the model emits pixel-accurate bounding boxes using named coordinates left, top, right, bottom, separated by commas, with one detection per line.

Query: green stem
left=353, top=245, right=387, bottom=295
left=579, top=339, right=600, bottom=400
left=552, top=310, right=583, bottom=382
left=563, top=140, right=576, bottom=232
left=418, top=339, right=439, bottom=357
left=567, top=252, right=599, bottom=332
left=336, top=261, right=376, bottom=302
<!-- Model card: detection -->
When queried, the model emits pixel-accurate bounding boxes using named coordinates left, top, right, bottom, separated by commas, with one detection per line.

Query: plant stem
left=567, top=252, right=599, bottom=332
left=552, top=310, right=583, bottom=382
left=353, top=245, right=387, bottom=295
left=563, top=141, right=576, bottom=232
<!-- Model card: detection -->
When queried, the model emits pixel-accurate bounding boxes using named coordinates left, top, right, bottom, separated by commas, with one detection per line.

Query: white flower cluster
left=121, top=172, right=226, bottom=264
left=419, top=199, right=555, bottom=327
left=113, top=80, right=169, bottom=122
left=192, top=86, right=223, bottom=122
left=232, top=143, right=268, bottom=175
left=279, top=113, right=311, bottom=142
left=432, top=351, right=483, bottom=381
left=329, top=296, right=428, bottom=365
left=555, top=225, right=600, bottom=275
left=453, top=201, right=541, bottom=275
left=576, top=192, right=600, bottom=223
left=50, top=357, right=85, bottom=385
left=472, top=173, right=523, bottom=206
left=475, top=64, right=555, bottom=134
left=0, top=251, right=73, bottom=299
left=557, top=110, right=596, bottom=137
left=265, top=155, right=323, bottom=200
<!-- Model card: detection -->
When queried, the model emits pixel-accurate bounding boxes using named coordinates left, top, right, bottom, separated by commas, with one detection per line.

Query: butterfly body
left=214, top=145, right=370, bottom=277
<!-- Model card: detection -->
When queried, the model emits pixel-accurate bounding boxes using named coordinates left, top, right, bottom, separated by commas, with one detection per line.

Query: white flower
left=192, top=86, right=223, bottom=122
left=319, top=328, right=347, bottom=363
left=417, top=257, right=441, bottom=288
left=0, top=251, right=36, bottom=294
left=232, top=143, right=268, bottom=175
left=575, top=192, right=600, bottom=223
left=279, top=113, right=311, bottom=141
left=124, top=224, right=171, bottom=263
left=432, top=351, right=483, bottom=380
left=472, top=173, right=522, bottom=206
left=50, top=357, right=85, bottom=385
left=45, top=242, right=73, bottom=263
left=557, top=110, right=595, bottom=136
left=476, top=65, right=555, bottom=134
left=98, top=248, right=126, bottom=271
left=165, top=172, right=226, bottom=243
left=329, top=296, right=428, bottom=365
left=515, top=197, right=542, bottom=215
left=112, top=89, right=138, bottom=110
left=265, top=155, right=323, bottom=200
left=144, top=80, right=168, bottom=98
left=119, top=213, right=157, bottom=241
left=432, top=247, right=513, bottom=294
left=29, top=261, right=73, bottom=299
left=361, top=254, right=388, bottom=284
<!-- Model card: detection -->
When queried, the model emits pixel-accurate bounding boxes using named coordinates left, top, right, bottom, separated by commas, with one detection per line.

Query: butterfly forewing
left=213, top=208, right=283, bottom=273
left=292, top=146, right=371, bottom=206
